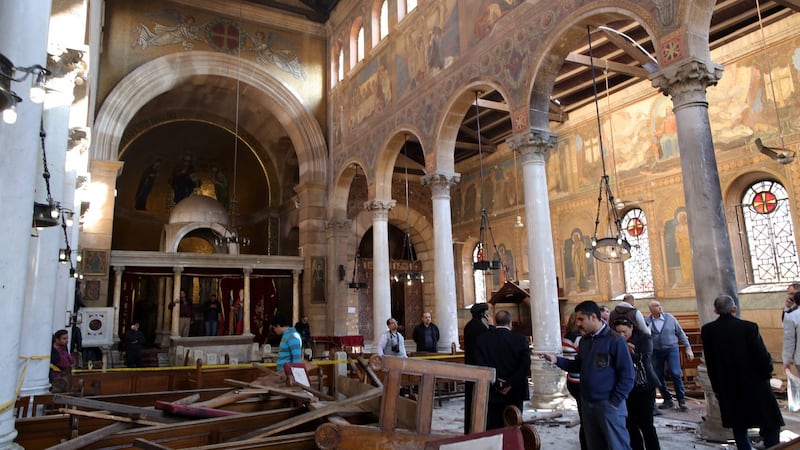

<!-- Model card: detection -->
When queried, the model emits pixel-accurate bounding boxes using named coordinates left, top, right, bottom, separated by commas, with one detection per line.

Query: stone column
left=507, top=130, right=563, bottom=408
left=422, top=171, right=461, bottom=351
left=171, top=267, right=182, bottom=337
left=652, top=57, right=734, bottom=442
left=327, top=219, right=352, bottom=335
left=20, top=76, right=74, bottom=397
left=243, top=267, right=252, bottom=335
left=292, top=269, right=301, bottom=326
left=366, top=200, right=395, bottom=345
left=112, top=266, right=124, bottom=342
left=155, top=277, right=165, bottom=342
left=0, top=2, right=51, bottom=446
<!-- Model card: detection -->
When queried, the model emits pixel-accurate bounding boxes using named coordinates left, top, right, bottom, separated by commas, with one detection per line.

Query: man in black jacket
left=702, top=295, right=784, bottom=450
left=475, top=310, right=531, bottom=430
left=463, top=303, right=492, bottom=433
left=412, top=311, right=440, bottom=353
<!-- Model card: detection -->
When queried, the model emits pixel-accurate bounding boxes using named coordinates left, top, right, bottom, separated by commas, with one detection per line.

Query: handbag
left=633, top=360, right=648, bottom=386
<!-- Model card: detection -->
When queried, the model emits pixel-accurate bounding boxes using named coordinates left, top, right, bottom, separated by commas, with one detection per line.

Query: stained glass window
left=740, top=180, right=800, bottom=283
left=622, top=208, right=654, bottom=294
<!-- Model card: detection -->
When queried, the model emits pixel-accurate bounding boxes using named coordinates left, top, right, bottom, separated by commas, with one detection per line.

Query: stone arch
left=526, top=4, right=661, bottom=129
left=431, top=81, right=512, bottom=174
left=373, top=129, right=424, bottom=200
left=162, top=222, right=237, bottom=254
left=92, top=51, right=327, bottom=186
left=331, top=159, right=370, bottom=220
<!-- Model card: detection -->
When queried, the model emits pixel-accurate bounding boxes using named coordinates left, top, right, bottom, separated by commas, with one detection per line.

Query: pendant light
left=584, top=26, right=631, bottom=263
left=392, top=134, right=423, bottom=285
left=471, top=91, right=503, bottom=274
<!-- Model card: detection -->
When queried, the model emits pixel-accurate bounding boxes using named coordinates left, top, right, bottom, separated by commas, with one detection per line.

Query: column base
left=529, top=359, right=568, bottom=409
left=696, top=364, right=733, bottom=443
left=0, top=428, right=22, bottom=450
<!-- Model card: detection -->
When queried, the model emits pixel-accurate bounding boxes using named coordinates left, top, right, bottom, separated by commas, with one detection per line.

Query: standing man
left=169, top=290, right=194, bottom=337
left=271, top=314, right=303, bottom=372
left=542, top=301, right=634, bottom=450
left=609, top=294, right=651, bottom=335
left=646, top=300, right=693, bottom=411
left=295, top=315, right=312, bottom=350
left=204, top=294, right=221, bottom=337
left=50, top=329, right=75, bottom=392
left=412, top=311, right=440, bottom=353
left=600, top=305, right=611, bottom=323
left=783, top=292, right=800, bottom=376
left=475, top=310, right=531, bottom=430
left=376, top=317, right=408, bottom=358
left=783, top=283, right=800, bottom=320
left=702, top=295, right=784, bottom=450
left=124, top=322, right=146, bottom=368
left=463, top=302, right=492, bottom=434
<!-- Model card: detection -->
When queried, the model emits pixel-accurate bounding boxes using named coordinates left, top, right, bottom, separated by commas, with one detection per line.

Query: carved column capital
left=422, top=171, right=460, bottom=198
left=172, top=266, right=183, bottom=276
left=507, top=129, right=558, bottom=164
left=651, top=58, right=724, bottom=109
left=326, top=218, right=352, bottom=234
left=364, top=199, right=396, bottom=221
left=242, top=267, right=253, bottom=276
left=113, top=265, right=125, bottom=275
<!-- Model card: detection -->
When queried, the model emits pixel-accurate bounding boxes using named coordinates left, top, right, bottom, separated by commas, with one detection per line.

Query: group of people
left=547, top=294, right=784, bottom=450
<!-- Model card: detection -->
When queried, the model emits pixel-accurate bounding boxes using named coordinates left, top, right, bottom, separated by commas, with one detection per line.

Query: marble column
left=20, top=75, right=74, bottom=397
left=327, top=219, right=353, bottom=335
left=156, top=277, right=168, bottom=348
left=366, top=200, right=395, bottom=346
left=170, top=267, right=182, bottom=337
left=422, top=171, right=461, bottom=351
left=112, top=266, right=124, bottom=344
left=292, top=269, right=301, bottom=326
left=243, top=268, right=252, bottom=335
left=0, top=3, right=52, bottom=446
left=652, top=57, right=735, bottom=442
left=507, top=130, right=564, bottom=408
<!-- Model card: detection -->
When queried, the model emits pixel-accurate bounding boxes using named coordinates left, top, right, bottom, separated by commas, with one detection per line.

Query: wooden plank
left=224, top=379, right=317, bottom=402
left=133, top=438, right=174, bottom=450
left=47, top=422, right=132, bottom=450
left=59, top=408, right=163, bottom=426
left=191, top=391, right=254, bottom=408
left=565, top=53, right=650, bottom=78
left=357, top=356, right=383, bottom=388
left=53, top=394, right=179, bottom=423
left=232, top=387, right=383, bottom=441
left=154, top=401, right=240, bottom=418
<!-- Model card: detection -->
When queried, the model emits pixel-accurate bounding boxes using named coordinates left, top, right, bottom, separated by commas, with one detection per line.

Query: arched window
left=473, top=244, right=487, bottom=305
left=738, top=179, right=800, bottom=283
left=356, top=26, right=365, bottom=62
left=622, top=208, right=654, bottom=294
left=379, top=0, right=389, bottom=41
left=337, top=47, right=344, bottom=81
left=398, top=0, right=417, bottom=21
left=407, top=0, right=418, bottom=13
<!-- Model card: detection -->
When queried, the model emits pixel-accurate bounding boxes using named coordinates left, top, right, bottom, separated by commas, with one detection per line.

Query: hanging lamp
left=348, top=193, right=367, bottom=290
left=392, top=134, right=423, bottom=285
left=215, top=7, right=250, bottom=247
left=584, top=26, right=631, bottom=263
left=471, top=91, right=504, bottom=274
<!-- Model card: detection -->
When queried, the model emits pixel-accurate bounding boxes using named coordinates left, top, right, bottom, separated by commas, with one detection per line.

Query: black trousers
left=626, top=386, right=661, bottom=450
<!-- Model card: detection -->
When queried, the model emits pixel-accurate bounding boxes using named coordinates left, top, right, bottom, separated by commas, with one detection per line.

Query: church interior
left=3, top=0, right=800, bottom=447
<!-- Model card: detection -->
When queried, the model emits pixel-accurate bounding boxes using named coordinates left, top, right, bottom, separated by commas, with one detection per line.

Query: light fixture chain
left=755, top=0, right=787, bottom=149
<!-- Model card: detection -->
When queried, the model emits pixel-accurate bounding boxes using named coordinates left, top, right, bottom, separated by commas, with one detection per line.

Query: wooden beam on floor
left=47, top=422, right=132, bottom=450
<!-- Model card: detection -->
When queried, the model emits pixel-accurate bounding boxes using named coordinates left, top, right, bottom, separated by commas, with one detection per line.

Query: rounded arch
left=330, top=159, right=371, bottom=220
left=373, top=129, right=424, bottom=200
left=162, top=222, right=238, bottom=254
left=430, top=81, right=512, bottom=174
left=525, top=4, right=660, bottom=129
left=92, top=51, right=327, bottom=185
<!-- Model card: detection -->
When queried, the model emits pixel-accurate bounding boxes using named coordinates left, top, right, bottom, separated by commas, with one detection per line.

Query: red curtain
left=220, top=277, right=277, bottom=343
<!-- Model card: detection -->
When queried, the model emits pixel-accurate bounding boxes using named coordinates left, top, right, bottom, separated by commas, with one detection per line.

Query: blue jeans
left=652, top=346, right=685, bottom=402
left=581, top=399, right=631, bottom=450
left=205, top=320, right=218, bottom=337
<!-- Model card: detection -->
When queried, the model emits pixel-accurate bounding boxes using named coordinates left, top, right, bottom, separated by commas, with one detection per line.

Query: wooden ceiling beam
left=564, top=53, right=650, bottom=78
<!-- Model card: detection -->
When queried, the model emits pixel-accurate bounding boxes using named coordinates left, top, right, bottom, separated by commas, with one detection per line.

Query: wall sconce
left=0, top=52, right=51, bottom=124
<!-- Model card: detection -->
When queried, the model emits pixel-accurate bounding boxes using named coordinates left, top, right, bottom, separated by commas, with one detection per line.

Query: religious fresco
left=466, top=0, right=524, bottom=45
left=395, top=0, right=459, bottom=99
left=132, top=10, right=307, bottom=79
left=353, top=56, right=392, bottom=124
left=663, top=207, right=693, bottom=287
left=451, top=158, right=518, bottom=222
left=563, top=229, right=594, bottom=294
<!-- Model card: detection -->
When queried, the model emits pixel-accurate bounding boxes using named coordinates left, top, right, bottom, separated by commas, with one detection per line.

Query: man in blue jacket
left=542, top=301, right=634, bottom=450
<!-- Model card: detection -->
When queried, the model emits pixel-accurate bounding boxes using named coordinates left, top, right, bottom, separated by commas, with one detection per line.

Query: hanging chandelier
left=348, top=212, right=367, bottom=290
left=583, top=26, right=631, bottom=264
left=471, top=91, right=503, bottom=273
left=392, top=134, right=424, bottom=286
left=218, top=9, right=250, bottom=249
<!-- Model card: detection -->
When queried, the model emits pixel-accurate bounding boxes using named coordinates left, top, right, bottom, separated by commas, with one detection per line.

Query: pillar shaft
left=366, top=200, right=395, bottom=345
left=112, top=266, right=124, bottom=344
left=292, top=269, right=301, bottom=326
left=171, top=267, right=182, bottom=337
left=422, top=171, right=461, bottom=351
left=652, top=57, right=734, bottom=442
left=327, top=219, right=352, bottom=335
left=243, top=268, right=252, bottom=335
left=0, top=2, right=51, bottom=446
left=507, top=130, right=563, bottom=407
